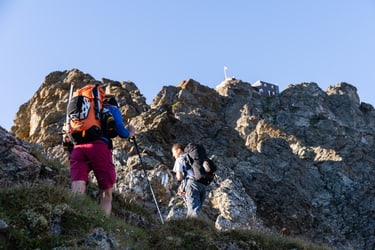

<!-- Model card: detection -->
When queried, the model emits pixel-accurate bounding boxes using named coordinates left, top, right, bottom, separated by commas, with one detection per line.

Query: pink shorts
left=70, top=140, right=115, bottom=190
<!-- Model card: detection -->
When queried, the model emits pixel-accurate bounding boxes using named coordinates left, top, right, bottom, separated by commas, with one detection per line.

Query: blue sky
left=1, top=1, right=374, bottom=131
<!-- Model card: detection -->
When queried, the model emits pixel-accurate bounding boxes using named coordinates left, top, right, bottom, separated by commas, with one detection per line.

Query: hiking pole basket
left=131, top=137, right=165, bottom=224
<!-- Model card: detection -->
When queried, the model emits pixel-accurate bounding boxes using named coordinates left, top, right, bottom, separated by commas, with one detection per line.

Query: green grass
left=149, top=218, right=331, bottom=250
left=0, top=153, right=332, bottom=250
left=149, top=218, right=219, bottom=249
left=0, top=184, right=149, bottom=249
left=221, top=229, right=331, bottom=250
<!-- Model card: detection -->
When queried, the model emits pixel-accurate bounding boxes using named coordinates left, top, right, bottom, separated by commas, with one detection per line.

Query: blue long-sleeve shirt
left=105, top=105, right=131, bottom=138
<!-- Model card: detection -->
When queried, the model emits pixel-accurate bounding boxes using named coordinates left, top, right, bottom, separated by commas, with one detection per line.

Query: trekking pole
left=63, top=82, right=74, bottom=145
left=65, top=82, right=74, bottom=132
left=131, top=137, right=165, bottom=224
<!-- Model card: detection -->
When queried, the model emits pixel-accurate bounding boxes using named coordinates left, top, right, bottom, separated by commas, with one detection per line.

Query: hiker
left=68, top=91, right=135, bottom=216
left=171, top=143, right=206, bottom=217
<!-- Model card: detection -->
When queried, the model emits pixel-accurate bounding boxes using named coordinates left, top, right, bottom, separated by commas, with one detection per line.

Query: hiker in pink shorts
left=69, top=96, right=135, bottom=216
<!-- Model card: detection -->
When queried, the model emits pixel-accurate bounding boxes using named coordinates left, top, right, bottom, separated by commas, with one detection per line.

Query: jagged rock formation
left=7, top=69, right=375, bottom=250
left=11, top=69, right=148, bottom=165
left=0, top=126, right=46, bottom=186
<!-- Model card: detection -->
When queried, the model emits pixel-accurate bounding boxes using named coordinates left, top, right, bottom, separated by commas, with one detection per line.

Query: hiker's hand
left=62, top=135, right=74, bottom=153
left=177, top=189, right=185, bottom=197
left=63, top=134, right=70, bottom=143
left=178, top=191, right=185, bottom=197
left=128, top=125, right=136, bottom=137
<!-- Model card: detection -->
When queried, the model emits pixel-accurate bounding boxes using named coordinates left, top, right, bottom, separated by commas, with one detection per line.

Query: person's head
left=103, top=95, right=119, bottom=107
left=171, top=143, right=184, bottom=159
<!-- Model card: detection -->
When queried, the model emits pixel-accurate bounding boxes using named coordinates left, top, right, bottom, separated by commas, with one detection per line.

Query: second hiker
left=171, top=143, right=207, bottom=218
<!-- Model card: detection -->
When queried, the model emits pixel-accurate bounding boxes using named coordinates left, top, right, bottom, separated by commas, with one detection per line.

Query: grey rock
left=5, top=69, right=375, bottom=250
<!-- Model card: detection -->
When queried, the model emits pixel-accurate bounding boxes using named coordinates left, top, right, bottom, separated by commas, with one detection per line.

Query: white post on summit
left=224, top=66, right=228, bottom=79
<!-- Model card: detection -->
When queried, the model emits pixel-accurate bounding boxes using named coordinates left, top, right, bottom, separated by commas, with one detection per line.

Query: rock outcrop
left=7, top=69, right=375, bottom=250
left=0, top=126, right=44, bottom=186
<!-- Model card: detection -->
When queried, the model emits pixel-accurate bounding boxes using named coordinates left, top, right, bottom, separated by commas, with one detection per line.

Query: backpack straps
left=181, top=154, right=191, bottom=192
left=93, top=84, right=101, bottom=120
left=182, top=154, right=192, bottom=175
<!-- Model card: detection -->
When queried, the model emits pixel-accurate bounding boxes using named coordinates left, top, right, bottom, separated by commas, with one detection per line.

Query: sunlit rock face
left=9, top=70, right=375, bottom=250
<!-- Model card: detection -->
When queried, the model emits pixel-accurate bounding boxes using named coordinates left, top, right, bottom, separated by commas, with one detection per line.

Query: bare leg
left=99, top=188, right=113, bottom=216
left=72, top=180, right=86, bottom=194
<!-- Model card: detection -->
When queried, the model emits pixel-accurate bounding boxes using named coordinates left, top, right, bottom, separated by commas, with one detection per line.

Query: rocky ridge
left=5, top=69, right=375, bottom=249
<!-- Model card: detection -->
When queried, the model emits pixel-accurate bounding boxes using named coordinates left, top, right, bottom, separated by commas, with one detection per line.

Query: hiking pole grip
left=132, top=137, right=165, bottom=224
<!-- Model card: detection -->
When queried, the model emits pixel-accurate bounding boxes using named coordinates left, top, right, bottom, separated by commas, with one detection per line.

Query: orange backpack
left=67, top=84, right=105, bottom=142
